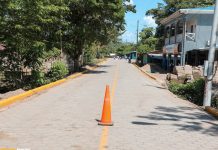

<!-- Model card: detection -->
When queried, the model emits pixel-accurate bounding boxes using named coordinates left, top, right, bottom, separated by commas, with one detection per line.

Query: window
left=165, top=26, right=170, bottom=38
left=191, top=25, right=194, bottom=33
left=177, top=21, right=183, bottom=34
left=170, top=24, right=176, bottom=36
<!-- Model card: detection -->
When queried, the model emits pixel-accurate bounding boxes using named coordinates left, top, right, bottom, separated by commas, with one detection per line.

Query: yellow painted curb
left=205, top=106, right=218, bottom=118
left=133, top=63, right=157, bottom=80
left=0, top=59, right=107, bottom=109
left=0, top=90, right=36, bottom=108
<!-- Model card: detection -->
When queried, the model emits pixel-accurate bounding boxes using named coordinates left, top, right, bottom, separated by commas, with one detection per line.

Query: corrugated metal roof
left=161, top=6, right=215, bottom=25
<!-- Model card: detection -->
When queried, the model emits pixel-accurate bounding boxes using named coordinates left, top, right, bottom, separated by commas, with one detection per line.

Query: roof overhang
left=148, top=50, right=163, bottom=54
left=160, top=11, right=183, bottom=25
left=160, top=9, right=214, bottom=25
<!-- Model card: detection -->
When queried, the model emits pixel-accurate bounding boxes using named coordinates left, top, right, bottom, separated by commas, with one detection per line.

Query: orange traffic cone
left=98, top=85, right=113, bottom=126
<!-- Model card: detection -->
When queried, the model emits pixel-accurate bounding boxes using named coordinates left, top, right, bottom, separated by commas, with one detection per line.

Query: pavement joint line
left=0, top=60, right=107, bottom=110
left=98, top=63, right=119, bottom=150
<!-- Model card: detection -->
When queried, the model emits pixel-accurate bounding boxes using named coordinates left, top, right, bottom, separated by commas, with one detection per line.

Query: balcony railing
left=186, top=33, right=196, bottom=41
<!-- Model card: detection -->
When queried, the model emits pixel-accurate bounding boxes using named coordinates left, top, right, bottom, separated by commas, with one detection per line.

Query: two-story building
left=161, top=6, right=218, bottom=70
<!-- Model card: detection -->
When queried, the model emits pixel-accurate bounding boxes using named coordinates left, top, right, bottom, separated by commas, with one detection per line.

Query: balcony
left=165, top=34, right=183, bottom=45
left=186, top=33, right=196, bottom=41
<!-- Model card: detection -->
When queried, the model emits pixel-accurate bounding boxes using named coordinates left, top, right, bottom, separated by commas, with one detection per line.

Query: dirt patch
left=0, top=131, right=16, bottom=141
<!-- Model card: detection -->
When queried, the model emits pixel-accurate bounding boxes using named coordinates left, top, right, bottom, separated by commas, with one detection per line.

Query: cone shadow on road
left=134, top=106, right=218, bottom=136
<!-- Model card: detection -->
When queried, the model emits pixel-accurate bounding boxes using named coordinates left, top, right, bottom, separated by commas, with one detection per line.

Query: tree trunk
left=74, top=55, right=82, bottom=72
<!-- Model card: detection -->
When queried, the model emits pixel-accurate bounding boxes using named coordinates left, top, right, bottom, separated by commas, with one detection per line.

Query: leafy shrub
left=4, top=71, right=23, bottom=88
left=212, top=96, right=218, bottom=108
left=168, top=78, right=205, bottom=105
left=48, top=61, right=69, bottom=81
left=31, top=70, right=46, bottom=87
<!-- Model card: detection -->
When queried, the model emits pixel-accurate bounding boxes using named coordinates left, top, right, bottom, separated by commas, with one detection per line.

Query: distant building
left=127, top=51, right=137, bottom=60
left=160, top=6, right=218, bottom=69
left=109, top=53, right=116, bottom=57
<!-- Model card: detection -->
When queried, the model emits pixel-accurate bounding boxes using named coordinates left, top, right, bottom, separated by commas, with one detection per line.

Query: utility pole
left=136, top=20, right=139, bottom=45
left=203, top=0, right=218, bottom=107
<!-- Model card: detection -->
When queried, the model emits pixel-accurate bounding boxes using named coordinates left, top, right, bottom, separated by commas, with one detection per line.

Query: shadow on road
left=144, top=84, right=166, bottom=90
left=132, top=121, right=158, bottom=126
left=84, top=70, right=107, bottom=74
left=132, top=106, right=218, bottom=136
left=99, top=65, right=113, bottom=68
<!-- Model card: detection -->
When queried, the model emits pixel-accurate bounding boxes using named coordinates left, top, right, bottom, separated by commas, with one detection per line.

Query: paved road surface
left=0, top=59, right=218, bottom=150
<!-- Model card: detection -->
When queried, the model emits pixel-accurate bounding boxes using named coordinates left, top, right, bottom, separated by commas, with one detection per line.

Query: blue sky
left=121, top=0, right=163, bottom=43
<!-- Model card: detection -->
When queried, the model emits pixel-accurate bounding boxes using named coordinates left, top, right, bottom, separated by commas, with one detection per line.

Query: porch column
left=194, top=50, right=198, bottom=66
left=162, top=54, right=167, bottom=70
left=167, top=54, right=172, bottom=71
left=181, top=17, right=187, bottom=66
left=175, top=21, right=178, bottom=43
left=181, top=51, right=186, bottom=65
left=174, top=54, right=178, bottom=66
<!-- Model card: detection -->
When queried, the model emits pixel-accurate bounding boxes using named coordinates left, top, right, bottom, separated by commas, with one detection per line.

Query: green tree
left=65, top=0, right=135, bottom=71
left=139, top=27, right=154, bottom=41
left=0, top=0, right=68, bottom=88
left=138, top=27, right=157, bottom=53
left=116, top=43, right=135, bottom=56
left=0, top=0, right=136, bottom=90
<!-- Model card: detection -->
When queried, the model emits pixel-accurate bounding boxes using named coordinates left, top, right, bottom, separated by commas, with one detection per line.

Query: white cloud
left=125, top=0, right=134, bottom=5
left=143, top=16, right=157, bottom=28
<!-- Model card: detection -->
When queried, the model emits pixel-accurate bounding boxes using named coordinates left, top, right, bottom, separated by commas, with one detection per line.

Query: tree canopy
left=137, top=27, right=157, bottom=54
left=146, top=0, right=215, bottom=24
left=0, top=0, right=136, bottom=89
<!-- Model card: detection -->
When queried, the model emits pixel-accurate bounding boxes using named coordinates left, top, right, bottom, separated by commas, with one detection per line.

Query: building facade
left=161, top=6, right=218, bottom=69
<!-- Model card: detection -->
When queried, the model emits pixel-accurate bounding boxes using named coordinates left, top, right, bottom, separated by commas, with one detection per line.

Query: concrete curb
left=0, top=60, right=106, bottom=109
left=133, top=63, right=157, bottom=80
left=205, top=106, right=218, bottom=118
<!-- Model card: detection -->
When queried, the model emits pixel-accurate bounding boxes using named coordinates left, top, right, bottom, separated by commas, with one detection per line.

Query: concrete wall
left=195, top=14, right=214, bottom=50
left=185, top=14, right=218, bottom=52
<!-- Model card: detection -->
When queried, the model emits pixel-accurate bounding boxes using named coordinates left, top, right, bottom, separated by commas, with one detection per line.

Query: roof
left=0, top=44, right=6, bottom=51
left=148, top=50, right=162, bottom=54
left=160, top=6, right=215, bottom=25
left=190, top=6, right=214, bottom=10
